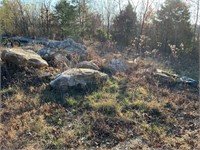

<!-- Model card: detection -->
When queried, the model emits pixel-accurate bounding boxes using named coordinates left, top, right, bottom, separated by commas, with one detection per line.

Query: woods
left=0, top=0, right=199, bottom=79
left=1, top=0, right=199, bottom=52
left=0, top=0, right=199, bottom=44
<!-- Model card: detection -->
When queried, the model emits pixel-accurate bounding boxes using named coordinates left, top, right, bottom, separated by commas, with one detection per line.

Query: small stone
left=76, top=61, right=100, bottom=70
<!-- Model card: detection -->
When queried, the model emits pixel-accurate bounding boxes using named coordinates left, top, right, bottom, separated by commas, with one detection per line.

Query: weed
left=45, top=109, right=66, bottom=127
left=40, top=88, right=63, bottom=103
left=131, top=100, right=149, bottom=112
left=0, top=87, right=16, bottom=96
left=142, top=123, right=166, bottom=138
left=92, top=99, right=119, bottom=117
left=65, top=97, right=80, bottom=108
left=1, top=44, right=199, bottom=149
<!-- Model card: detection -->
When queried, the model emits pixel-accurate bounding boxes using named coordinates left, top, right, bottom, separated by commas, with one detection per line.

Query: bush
left=95, top=29, right=107, bottom=42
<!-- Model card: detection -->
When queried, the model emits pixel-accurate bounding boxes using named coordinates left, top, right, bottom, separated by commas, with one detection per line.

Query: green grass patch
left=0, top=87, right=17, bottom=97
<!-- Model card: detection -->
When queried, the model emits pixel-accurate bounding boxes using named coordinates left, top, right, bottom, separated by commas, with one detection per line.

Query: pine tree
left=155, top=0, right=192, bottom=54
left=112, top=2, right=137, bottom=45
left=54, top=0, right=79, bottom=38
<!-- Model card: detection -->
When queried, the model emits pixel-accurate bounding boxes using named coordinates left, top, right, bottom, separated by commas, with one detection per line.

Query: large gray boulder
left=37, top=38, right=88, bottom=63
left=104, top=58, right=129, bottom=74
left=1, top=48, right=48, bottom=68
left=50, top=68, right=108, bottom=91
left=76, top=61, right=100, bottom=70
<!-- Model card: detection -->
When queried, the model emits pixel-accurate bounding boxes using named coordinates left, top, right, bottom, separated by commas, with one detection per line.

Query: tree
left=138, top=0, right=154, bottom=36
left=84, top=13, right=102, bottom=39
left=188, top=0, right=199, bottom=51
left=112, top=2, right=137, bottom=45
left=0, top=0, right=15, bottom=35
left=0, top=0, right=41, bottom=37
left=74, top=0, right=90, bottom=37
left=102, top=0, right=117, bottom=39
left=54, top=0, right=79, bottom=38
left=155, top=0, right=192, bottom=55
left=39, top=0, right=53, bottom=38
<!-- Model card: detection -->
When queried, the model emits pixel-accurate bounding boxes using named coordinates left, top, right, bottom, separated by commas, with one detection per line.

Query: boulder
left=179, top=76, right=197, bottom=86
left=1, top=48, right=48, bottom=68
left=47, top=51, right=70, bottom=70
left=154, top=69, right=198, bottom=87
left=37, top=38, right=88, bottom=63
left=50, top=68, right=108, bottom=91
left=76, top=61, right=100, bottom=70
left=104, top=58, right=129, bottom=74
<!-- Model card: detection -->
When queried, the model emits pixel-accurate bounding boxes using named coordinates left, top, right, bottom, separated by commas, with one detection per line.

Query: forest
left=0, top=0, right=199, bottom=149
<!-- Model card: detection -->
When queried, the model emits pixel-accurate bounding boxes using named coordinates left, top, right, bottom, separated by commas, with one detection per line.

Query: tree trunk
left=107, top=15, right=110, bottom=39
left=192, top=0, right=199, bottom=49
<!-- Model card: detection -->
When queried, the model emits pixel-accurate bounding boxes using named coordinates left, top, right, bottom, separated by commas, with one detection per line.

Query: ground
left=0, top=42, right=199, bottom=149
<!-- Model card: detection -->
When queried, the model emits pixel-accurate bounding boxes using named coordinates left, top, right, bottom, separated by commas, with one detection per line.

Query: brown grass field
left=0, top=43, right=199, bottom=149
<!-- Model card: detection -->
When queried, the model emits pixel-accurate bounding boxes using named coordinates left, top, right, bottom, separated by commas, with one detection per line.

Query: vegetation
left=54, top=0, right=79, bottom=37
left=112, top=2, right=137, bottom=45
left=0, top=41, right=199, bottom=149
left=0, top=0, right=198, bottom=69
left=0, top=0, right=199, bottom=149
left=155, top=0, right=192, bottom=55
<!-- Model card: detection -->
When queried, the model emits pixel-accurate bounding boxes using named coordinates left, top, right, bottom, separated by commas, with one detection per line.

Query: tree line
left=0, top=0, right=199, bottom=58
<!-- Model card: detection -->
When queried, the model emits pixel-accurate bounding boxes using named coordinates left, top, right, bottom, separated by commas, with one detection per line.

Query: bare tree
left=16, top=0, right=29, bottom=36
left=103, top=0, right=117, bottom=39
left=190, top=0, right=199, bottom=49
left=77, top=0, right=91, bottom=36
left=139, top=0, right=154, bottom=36
left=39, top=0, right=52, bottom=38
left=129, top=0, right=140, bottom=12
left=117, top=0, right=122, bottom=12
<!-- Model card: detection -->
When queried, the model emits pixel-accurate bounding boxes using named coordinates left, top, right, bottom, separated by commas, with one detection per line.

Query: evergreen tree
left=54, top=0, right=79, bottom=38
left=112, top=2, right=137, bottom=45
left=155, top=0, right=192, bottom=54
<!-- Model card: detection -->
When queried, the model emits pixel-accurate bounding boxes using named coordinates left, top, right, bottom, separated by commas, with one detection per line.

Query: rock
left=47, top=51, right=70, bottom=70
left=153, top=69, right=179, bottom=85
left=156, top=69, right=179, bottom=78
left=48, top=41, right=60, bottom=48
left=50, top=68, right=108, bottom=91
left=127, top=60, right=134, bottom=65
left=37, top=39, right=88, bottom=63
left=179, top=76, right=197, bottom=86
left=57, top=40, right=70, bottom=49
left=1, top=48, right=48, bottom=68
left=154, top=69, right=198, bottom=87
left=104, top=58, right=129, bottom=74
left=65, top=36, right=83, bottom=44
left=71, top=35, right=83, bottom=44
left=76, top=61, right=100, bottom=70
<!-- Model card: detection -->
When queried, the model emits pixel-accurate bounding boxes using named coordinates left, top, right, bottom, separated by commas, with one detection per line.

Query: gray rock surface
left=104, top=58, right=129, bottom=74
left=1, top=48, right=48, bottom=68
left=50, top=68, right=108, bottom=91
left=37, top=39, right=88, bottom=62
left=76, top=61, right=100, bottom=70
left=47, top=51, right=70, bottom=70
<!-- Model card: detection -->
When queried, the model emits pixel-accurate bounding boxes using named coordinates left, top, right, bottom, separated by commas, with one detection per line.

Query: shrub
left=95, top=29, right=107, bottom=42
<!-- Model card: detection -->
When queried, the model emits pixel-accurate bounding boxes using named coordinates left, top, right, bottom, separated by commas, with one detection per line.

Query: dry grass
left=0, top=44, right=199, bottom=149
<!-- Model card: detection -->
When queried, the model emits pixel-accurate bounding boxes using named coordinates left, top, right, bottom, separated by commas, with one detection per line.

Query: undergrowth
left=0, top=48, right=199, bottom=149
